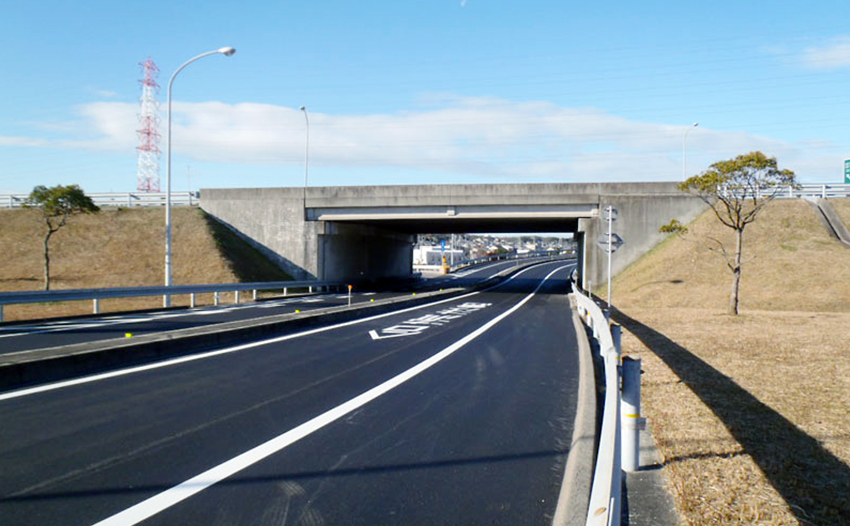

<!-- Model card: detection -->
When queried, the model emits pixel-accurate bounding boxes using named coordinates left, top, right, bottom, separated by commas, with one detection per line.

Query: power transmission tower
left=136, top=57, right=161, bottom=192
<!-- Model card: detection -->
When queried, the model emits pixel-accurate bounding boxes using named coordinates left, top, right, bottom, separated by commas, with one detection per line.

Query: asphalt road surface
left=0, top=257, right=555, bottom=355
left=0, top=260, right=581, bottom=525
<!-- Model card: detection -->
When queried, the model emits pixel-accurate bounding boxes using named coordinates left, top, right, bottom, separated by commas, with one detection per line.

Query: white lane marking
left=0, top=293, right=465, bottom=401
left=0, top=263, right=568, bottom=402
left=89, top=264, right=570, bottom=526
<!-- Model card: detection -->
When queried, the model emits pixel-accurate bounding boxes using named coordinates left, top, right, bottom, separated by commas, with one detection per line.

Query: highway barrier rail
left=572, top=283, right=623, bottom=526
left=0, top=280, right=345, bottom=322
left=0, top=191, right=199, bottom=209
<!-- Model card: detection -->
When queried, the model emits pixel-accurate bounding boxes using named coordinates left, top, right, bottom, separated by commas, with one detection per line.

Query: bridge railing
left=0, top=280, right=346, bottom=322
left=717, top=183, right=850, bottom=200
left=572, top=283, right=623, bottom=526
left=0, top=191, right=199, bottom=209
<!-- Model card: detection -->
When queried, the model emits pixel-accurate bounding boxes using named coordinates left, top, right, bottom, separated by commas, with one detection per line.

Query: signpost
left=845, top=159, right=850, bottom=184
left=597, top=206, right=624, bottom=319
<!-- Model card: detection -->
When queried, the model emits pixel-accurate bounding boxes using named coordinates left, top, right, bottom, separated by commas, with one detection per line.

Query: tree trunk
left=729, top=227, right=744, bottom=315
left=43, top=230, right=53, bottom=291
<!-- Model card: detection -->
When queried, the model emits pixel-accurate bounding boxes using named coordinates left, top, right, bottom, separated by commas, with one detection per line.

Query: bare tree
left=25, top=185, right=100, bottom=291
left=660, top=151, right=797, bottom=315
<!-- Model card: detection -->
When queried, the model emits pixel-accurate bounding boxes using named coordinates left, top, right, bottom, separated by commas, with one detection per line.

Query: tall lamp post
left=164, top=47, right=236, bottom=307
left=300, top=106, right=310, bottom=216
left=682, top=122, right=698, bottom=181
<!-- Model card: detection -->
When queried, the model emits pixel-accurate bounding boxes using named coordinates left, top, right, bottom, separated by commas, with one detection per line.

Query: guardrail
left=413, top=250, right=572, bottom=273
left=720, top=183, right=850, bottom=200
left=0, top=280, right=346, bottom=322
left=572, top=283, right=623, bottom=526
left=0, top=191, right=199, bottom=209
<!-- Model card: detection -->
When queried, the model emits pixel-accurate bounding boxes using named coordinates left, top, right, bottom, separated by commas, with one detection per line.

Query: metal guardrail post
left=234, top=291, right=240, bottom=304
left=93, top=299, right=100, bottom=315
left=214, top=292, right=220, bottom=306
left=190, top=293, right=196, bottom=308
left=621, top=356, right=645, bottom=472
left=283, top=287, right=288, bottom=297
left=252, top=290, right=258, bottom=301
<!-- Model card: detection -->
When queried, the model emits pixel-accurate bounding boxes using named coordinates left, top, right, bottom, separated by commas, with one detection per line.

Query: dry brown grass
left=613, top=199, right=850, bottom=525
left=0, top=207, right=245, bottom=321
left=832, top=198, right=850, bottom=229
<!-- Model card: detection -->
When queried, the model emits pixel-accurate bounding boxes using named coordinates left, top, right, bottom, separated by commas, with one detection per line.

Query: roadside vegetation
left=0, top=206, right=291, bottom=321
left=613, top=198, right=850, bottom=525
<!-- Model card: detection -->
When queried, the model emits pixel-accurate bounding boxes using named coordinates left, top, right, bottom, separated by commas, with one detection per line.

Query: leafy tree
left=25, top=185, right=100, bottom=291
left=660, top=151, right=796, bottom=315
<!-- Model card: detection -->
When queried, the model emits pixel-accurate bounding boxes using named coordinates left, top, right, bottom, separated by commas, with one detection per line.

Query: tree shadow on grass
left=614, top=309, right=850, bottom=525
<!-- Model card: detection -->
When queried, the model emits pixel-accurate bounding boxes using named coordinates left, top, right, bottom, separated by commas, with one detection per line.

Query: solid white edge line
left=90, top=263, right=571, bottom=526
left=0, top=262, right=569, bottom=402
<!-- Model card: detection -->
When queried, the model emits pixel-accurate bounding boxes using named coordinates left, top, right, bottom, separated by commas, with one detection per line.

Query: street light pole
left=682, top=122, right=698, bottom=181
left=300, top=106, right=310, bottom=216
left=164, top=46, right=235, bottom=307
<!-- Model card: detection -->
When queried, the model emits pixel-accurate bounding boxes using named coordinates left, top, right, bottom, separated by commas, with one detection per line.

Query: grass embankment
left=0, top=207, right=290, bottom=321
left=611, top=199, right=850, bottom=525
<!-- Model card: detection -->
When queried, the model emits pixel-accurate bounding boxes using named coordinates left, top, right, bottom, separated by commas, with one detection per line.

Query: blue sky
left=2, top=0, right=850, bottom=194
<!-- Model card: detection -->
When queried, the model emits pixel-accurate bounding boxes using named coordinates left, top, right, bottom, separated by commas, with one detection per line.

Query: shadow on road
left=1, top=448, right=568, bottom=504
left=614, top=309, right=850, bottom=525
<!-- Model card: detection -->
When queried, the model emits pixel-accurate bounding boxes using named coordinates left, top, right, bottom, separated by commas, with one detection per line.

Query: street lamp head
left=300, top=106, right=306, bottom=111
left=218, top=47, right=236, bottom=56
left=693, top=122, right=699, bottom=127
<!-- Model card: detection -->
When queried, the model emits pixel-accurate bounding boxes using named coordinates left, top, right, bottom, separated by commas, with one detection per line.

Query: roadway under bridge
left=200, top=183, right=706, bottom=287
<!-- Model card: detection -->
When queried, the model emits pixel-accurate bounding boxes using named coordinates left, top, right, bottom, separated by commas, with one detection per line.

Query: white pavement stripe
left=0, top=292, right=476, bottom=402
left=0, top=263, right=562, bottom=402
left=89, top=264, right=570, bottom=526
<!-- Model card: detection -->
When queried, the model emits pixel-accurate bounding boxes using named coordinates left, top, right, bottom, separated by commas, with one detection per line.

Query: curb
left=551, top=295, right=597, bottom=526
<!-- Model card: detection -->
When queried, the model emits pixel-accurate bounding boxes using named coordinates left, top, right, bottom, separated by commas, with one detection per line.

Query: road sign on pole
left=845, top=159, right=850, bottom=183
left=596, top=232, right=624, bottom=253
left=599, top=205, right=624, bottom=320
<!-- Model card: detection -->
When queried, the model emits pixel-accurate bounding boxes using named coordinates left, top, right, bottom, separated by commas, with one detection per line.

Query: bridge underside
left=309, top=204, right=585, bottom=234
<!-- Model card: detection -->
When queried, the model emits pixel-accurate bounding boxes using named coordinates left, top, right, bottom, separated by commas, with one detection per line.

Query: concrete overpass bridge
left=199, top=183, right=706, bottom=287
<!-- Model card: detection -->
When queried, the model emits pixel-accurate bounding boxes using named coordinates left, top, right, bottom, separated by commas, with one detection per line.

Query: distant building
left=414, top=246, right=464, bottom=266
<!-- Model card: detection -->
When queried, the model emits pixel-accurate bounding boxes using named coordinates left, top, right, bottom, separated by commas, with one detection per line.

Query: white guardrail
left=0, top=280, right=347, bottom=322
left=413, top=250, right=571, bottom=273
left=572, top=283, right=623, bottom=526
left=0, top=192, right=199, bottom=209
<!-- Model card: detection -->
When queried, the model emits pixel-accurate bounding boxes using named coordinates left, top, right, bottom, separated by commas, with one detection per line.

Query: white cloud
left=801, top=36, right=850, bottom=69
left=0, top=136, right=49, bottom=147
left=5, top=95, right=832, bottom=183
